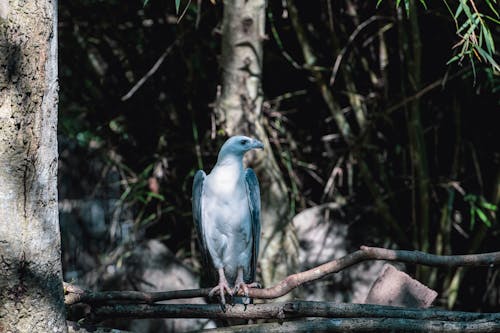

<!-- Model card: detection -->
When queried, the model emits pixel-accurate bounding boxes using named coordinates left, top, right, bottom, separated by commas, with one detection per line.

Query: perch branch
left=65, top=246, right=500, bottom=305
left=64, top=282, right=210, bottom=305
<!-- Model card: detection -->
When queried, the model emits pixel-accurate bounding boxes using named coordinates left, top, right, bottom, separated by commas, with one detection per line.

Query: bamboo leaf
left=479, top=199, right=498, bottom=211
left=464, top=194, right=475, bottom=202
left=446, top=55, right=461, bottom=65
left=175, top=0, right=181, bottom=14
left=485, top=0, right=500, bottom=18
left=376, top=0, right=384, bottom=8
left=476, top=46, right=500, bottom=71
left=455, top=1, right=464, bottom=19
left=482, top=24, right=495, bottom=54
left=470, top=205, right=476, bottom=229
left=461, top=15, right=480, bottom=36
left=484, top=15, right=500, bottom=25
left=469, top=53, right=477, bottom=84
left=461, top=0, right=473, bottom=20
left=148, top=192, right=165, bottom=201
left=457, top=16, right=473, bottom=34
left=476, top=208, right=492, bottom=227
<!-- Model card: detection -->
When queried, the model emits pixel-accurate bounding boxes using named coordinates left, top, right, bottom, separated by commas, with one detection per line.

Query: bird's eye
left=240, top=139, right=248, bottom=145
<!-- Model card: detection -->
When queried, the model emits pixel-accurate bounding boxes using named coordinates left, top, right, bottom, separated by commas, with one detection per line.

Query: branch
left=192, top=317, right=500, bottom=333
left=64, top=282, right=210, bottom=305
left=65, top=246, right=500, bottom=305
left=329, top=16, right=392, bottom=87
left=120, top=38, right=180, bottom=101
left=76, top=302, right=500, bottom=332
left=85, top=301, right=500, bottom=321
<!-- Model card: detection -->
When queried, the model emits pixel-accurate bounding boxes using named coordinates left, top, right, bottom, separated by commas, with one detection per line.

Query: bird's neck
left=215, top=153, right=244, bottom=169
left=210, top=155, right=245, bottom=191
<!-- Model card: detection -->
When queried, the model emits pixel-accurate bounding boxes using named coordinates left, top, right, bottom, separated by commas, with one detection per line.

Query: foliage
left=464, top=194, right=497, bottom=228
left=377, top=0, right=499, bottom=76
left=58, top=0, right=500, bottom=318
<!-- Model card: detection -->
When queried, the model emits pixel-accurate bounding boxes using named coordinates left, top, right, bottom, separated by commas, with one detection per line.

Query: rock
left=364, top=264, right=437, bottom=307
left=293, top=203, right=391, bottom=303
left=118, top=240, right=215, bottom=332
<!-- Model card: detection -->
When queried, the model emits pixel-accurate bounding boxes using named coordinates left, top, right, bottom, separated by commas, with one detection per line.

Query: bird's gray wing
left=244, top=168, right=261, bottom=283
left=192, top=170, right=217, bottom=285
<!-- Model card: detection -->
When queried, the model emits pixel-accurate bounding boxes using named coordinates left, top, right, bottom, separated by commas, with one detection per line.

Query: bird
left=192, top=135, right=263, bottom=305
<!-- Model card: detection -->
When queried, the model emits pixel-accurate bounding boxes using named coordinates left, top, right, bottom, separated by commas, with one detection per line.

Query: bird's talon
left=249, top=282, right=262, bottom=289
left=209, top=277, right=233, bottom=306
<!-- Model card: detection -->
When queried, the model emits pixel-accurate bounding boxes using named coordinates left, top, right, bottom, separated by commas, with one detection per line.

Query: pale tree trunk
left=0, top=1, right=67, bottom=332
left=215, top=0, right=298, bottom=294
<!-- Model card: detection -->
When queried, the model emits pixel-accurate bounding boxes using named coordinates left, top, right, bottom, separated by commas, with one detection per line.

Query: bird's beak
left=252, top=139, right=264, bottom=150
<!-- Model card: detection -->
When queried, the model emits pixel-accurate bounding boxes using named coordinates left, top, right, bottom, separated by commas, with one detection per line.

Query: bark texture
left=0, top=0, right=66, bottom=332
left=216, top=0, right=265, bottom=134
left=214, top=0, right=298, bottom=294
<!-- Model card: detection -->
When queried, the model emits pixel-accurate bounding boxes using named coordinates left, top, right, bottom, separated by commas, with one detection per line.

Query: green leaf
left=457, top=14, right=478, bottom=34
left=446, top=54, right=461, bottom=65
left=469, top=53, right=477, bottom=85
left=455, top=1, right=464, bottom=19
left=464, top=194, right=476, bottom=202
left=484, top=15, right=500, bottom=25
left=462, top=15, right=481, bottom=36
left=376, top=0, right=384, bottom=8
left=482, top=24, right=495, bottom=54
left=485, top=0, right=499, bottom=18
left=175, top=0, right=181, bottom=14
left=470, top=205, right=476, bottom=229
left=479, top=199, right=498, bottom=211
left=143, top=0, right=150, bottom=6
left=404, top=0, right=410, bottom=16
left=148, top=192, right=165, bottom=201
left=461, top=0, right=474, bottom=21
left=419, top=0, right=428, bottom=10
left=476, top=46, right=500, bottom=71
left=140, top=164, right=154, bottom=177
left=476, top=208, right=492, bottom=227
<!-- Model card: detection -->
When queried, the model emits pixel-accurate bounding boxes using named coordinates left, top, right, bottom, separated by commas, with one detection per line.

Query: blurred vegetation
left=58, top=0, right=499, bottom=312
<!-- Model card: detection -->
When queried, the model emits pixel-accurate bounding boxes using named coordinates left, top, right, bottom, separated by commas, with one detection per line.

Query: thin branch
left=329, top=16, right=392, bottom=87
left=385, top=67, right=469, bottom=115
left=65, top=246, right=500, bottom=305
left=120, top=39, right=180, bottom=101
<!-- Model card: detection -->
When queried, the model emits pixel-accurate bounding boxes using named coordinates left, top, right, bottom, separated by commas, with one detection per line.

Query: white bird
left=192, top=135, right=263, bottom=304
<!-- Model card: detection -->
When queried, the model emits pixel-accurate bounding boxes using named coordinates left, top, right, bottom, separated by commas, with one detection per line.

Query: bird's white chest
left=203, top=164, right=250, bottom=230
left=206, top=164, right=244, bottom=196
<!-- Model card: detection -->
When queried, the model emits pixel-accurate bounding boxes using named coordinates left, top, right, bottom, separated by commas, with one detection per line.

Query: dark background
left=57, top=0, right=499, bottom=319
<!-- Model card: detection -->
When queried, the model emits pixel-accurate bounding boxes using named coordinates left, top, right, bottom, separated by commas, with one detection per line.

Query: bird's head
left=217, top=135, right=264, bottom=161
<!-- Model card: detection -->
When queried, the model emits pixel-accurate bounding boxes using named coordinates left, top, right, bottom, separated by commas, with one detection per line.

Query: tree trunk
left=214, top=0, right=298, bottom=293
left=0, top=1, right=67, bottom=332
